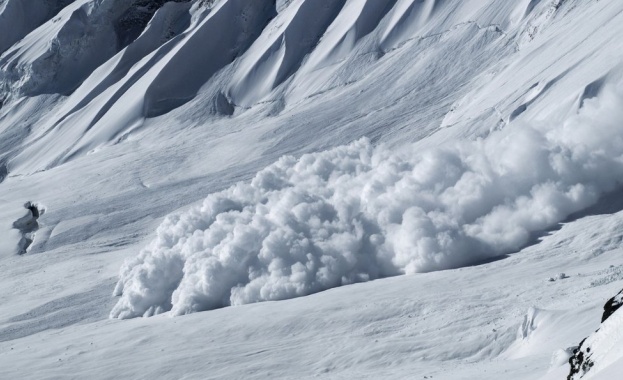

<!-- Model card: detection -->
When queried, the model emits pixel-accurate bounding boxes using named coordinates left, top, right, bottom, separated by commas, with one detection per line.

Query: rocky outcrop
left=568, top=288, right=623, bottom=379
left=0, top=0, right=194, bottom=101
left=601, top=289, right=623, bottom=323
left=114, top=0, right=191, bottom=49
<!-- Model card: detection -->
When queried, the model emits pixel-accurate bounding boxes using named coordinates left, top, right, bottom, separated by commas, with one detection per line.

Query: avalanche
left=112, top=79, right=623, bottom=318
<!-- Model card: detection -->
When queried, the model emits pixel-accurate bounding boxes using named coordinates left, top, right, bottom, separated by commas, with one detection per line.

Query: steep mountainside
left=1, top=0, right=623, bottom=379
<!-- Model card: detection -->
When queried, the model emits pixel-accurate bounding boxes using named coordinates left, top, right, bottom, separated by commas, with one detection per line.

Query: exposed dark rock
left=114, top=0, right=192, bottom=49
left=568, top=288, right=623, bottom=379
left=602, top=289, right=623, bottom=323
left=214, top=92, right=235, bottom=116
left=568, top=338, right=594, bottom=380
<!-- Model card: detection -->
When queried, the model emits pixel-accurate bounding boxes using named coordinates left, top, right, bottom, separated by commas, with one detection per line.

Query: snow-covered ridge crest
left=111, top=76, right=623, bottom=319
left=0, top=0, right=576, bottom=175
left=0, top=0, right=191, bottom=100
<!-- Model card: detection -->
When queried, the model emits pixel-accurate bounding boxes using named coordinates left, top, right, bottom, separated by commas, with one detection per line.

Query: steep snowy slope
left=0, top=0, right=74, bottom=56
left=568, top=288, right=623, bottom=380
left=1, top=0, right=623, bottom=379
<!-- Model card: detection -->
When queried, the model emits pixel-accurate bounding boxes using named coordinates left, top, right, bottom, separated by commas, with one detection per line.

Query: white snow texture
left=111, top=79, right=623, bottom=319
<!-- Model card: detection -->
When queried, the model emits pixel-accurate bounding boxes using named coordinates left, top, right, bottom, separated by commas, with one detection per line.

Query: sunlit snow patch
left=111, top=81, right=623, bottom=319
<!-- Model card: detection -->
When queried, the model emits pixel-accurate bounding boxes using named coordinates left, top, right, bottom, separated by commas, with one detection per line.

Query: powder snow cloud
left=111, top=80, right=623, bottom=319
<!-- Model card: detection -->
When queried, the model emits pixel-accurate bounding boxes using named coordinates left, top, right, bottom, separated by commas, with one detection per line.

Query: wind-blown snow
left=111, top=79, right=623, bottom=319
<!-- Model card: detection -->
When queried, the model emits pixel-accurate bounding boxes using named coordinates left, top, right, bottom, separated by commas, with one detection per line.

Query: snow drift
left=111, top=79, right=623, bottom=319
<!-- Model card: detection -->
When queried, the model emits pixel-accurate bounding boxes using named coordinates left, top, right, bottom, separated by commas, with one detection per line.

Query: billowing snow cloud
left=111, top=82, right=623, bottom=319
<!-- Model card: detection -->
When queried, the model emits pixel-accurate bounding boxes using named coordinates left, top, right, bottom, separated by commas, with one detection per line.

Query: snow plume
left=111, top=82, right=623, bottom=319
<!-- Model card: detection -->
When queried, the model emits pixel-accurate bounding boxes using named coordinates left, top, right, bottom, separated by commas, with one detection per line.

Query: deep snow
left=1, top=0, right=623, bottom=379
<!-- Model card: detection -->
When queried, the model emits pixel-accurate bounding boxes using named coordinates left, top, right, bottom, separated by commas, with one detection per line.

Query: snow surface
left=576, top=305, right=623, bottom=379
left=2, top=0, right=623, bottom=378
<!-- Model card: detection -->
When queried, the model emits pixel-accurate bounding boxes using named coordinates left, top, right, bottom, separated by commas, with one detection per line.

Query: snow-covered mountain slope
left=1, top=0, right=623, bottom=378
left=568, top=288, right=623, bottom=380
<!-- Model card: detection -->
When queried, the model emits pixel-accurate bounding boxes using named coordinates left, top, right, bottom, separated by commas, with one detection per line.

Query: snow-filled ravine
left=2, top=0, right=623, bottom=379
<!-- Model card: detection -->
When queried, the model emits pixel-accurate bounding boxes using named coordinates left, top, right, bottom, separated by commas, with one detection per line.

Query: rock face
left=114, top=0, right=191, bottom=49
left=0, top=0, right=194, bottom=100
left=568, top=337, right=594, bottom=380
left=0, top=0, right=74, bottom=55
left=568, top=288, right=623, bottom=380
left=601, top=289, right=623, bottom=323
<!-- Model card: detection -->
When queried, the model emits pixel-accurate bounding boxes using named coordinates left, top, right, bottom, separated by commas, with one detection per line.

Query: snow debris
left=111, top=81, right=623, bottom=318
